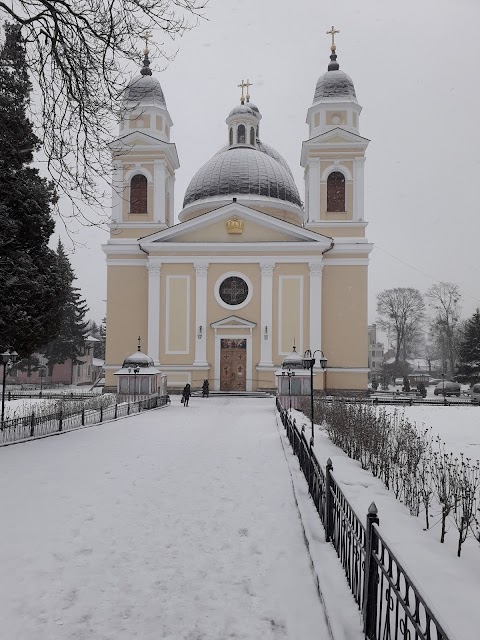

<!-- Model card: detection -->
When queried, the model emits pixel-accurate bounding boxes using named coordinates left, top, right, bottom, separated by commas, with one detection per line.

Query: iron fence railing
left=0, top=395, right=167, bottom=445
left=276, top=398, right=450, bottom=640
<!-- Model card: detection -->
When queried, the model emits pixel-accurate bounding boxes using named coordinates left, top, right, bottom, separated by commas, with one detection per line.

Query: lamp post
left=1, top=348, right=18, bottom=427
left=441, top=371, right=446, bottom=405
left=128, top=365, right=140, bottom=402
left=38, top=365, right=47, bottom=397
left=281, top=368, right=295, bottom=412
left=302, top=349, right=327, bottom=447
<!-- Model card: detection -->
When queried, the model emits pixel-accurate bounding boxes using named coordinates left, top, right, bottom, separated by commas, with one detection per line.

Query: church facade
left=103, top=37, right=373, bottom=393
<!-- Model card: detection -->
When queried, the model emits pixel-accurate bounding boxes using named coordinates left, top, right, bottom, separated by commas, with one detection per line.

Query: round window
left=219, top=276, right=249, bottom=306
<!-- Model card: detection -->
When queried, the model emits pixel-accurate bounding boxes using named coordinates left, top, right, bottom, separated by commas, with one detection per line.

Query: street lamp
left=38, top=365, right=47, bottom=397
left=281, top=368, right=295, bottom=412
left=128, top=365, right=140, bottom=402
left=302, top=349, right=327, bottom=447
left=441, top=371, right=447, bottom=405
left=1, top=348, right=18, bottom=426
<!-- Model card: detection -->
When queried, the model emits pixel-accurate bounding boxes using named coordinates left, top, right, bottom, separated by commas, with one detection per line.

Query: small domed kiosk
left=275, top=346, right=313, bottom=410
left=114, top=339, right=167, bottom=402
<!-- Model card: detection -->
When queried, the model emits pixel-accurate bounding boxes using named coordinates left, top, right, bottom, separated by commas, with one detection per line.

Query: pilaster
left=111, top=161, right=122, bottom=222
left=259, top=261, right=275, bottom=367
left=307, top=158, right=320, bottom=222
left=147, top=263, right=161, bottom=364
left=193, top=262, right=209, bottom=366
left=153, top=160, right=166, bottom=224
left=309, top=262, right=323, bottom=354
left=354, top=157, right=366, bottom=221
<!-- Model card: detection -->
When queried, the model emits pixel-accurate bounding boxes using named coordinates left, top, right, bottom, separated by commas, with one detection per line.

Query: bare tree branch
left=0, top=1, right=207, bottom=227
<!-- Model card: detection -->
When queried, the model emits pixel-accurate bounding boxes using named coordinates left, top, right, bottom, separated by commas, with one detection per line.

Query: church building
left=103, top=30, right=373, bottom=393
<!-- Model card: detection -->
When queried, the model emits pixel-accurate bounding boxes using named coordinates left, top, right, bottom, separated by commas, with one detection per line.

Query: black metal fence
left=276, top=398, right=450, bottom=640
left=0, top=395, right=167, bottom=445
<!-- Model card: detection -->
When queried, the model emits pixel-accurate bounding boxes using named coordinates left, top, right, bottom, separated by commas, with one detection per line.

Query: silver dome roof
left=125, top=74, right=166, bottom=106
left=183, top=147, right=302, bottom=208
left=228, top=103, right=257, bottom=117
left=313, top=69, right=357, bottom=104
left=122, top=350, right=154, bottom=368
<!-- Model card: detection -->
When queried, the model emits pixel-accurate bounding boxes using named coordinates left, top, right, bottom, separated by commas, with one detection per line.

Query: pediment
left=139, top=202, right=332, bottom=248
left=307, top=127, right=370, bottom=145
left=211, top=316, right=256, bottom=329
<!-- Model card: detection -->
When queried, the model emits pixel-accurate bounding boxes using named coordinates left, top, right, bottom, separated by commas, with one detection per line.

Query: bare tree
left=376, top=288, right=425, bottom=363
left=0, top=1, right=207, bottom=226
left=426, top=282, right=461, bottom=378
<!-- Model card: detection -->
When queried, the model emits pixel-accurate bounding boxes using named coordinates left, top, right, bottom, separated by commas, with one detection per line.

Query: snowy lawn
left=2, top=398, right=57, bottom=420
left=0, top=397, right=359, bottom=640
left=298, top=403, right=480, bottom=640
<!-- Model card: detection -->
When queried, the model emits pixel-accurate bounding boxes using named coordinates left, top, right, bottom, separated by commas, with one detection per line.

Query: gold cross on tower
left=143, top=29, right=152, bottom=55
left=326, top=25, right=340, bottom=51
left=238, top=79, right=248, bottom=103
left=245, top=78, right=253, bottom=102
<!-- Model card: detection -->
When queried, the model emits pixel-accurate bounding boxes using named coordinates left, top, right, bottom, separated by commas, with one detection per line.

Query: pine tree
left=44, top=241, right=89, bottom=366
left=456, top=309, right=480, bottom=383
left=0, top=22, right=67, bottom=356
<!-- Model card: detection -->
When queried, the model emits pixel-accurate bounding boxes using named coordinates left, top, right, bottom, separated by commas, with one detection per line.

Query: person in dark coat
left=202, top=379, right=209, bottom=398
left=182, top=383, right=191, bottom=407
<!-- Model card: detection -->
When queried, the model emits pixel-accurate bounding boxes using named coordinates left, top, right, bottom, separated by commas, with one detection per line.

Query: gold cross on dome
left=326, top=25, right=340, bottom=50
left=238, top=79, right=248, bottom=102
left=245, top=78, right=253, bottom=101
left=143, top=29, right=153, bottom=54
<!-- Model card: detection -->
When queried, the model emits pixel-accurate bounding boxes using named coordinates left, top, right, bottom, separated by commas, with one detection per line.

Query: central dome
left=183, top=146, right=302, bottom=208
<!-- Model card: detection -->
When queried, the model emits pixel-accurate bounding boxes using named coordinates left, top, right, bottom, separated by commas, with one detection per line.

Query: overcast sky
left=59, top=0, right=480, bottom=339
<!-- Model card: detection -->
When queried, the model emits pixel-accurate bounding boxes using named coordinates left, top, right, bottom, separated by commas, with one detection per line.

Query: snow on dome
left=228, top=103, right=257, bottom=118
left=183, top=146, right=302, bottom=208
left=125, top=74, right=166, bottom=106
left=282, top=347, right=304, bottom=370
left=313, top=69, right=357, bottom=104
left=122, top=350, right=154, bottom=369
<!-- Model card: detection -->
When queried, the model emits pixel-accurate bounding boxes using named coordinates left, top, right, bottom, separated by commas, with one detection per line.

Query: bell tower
left=108, top=38, right=179, bottom=234
left=302, top=27, right=368, bottom=229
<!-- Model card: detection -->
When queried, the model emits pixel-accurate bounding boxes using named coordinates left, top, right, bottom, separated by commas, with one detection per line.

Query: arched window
left=256, top=125, right=259, bottom=138
left=237, top=124, right=246, bottom=144
left=327, top=171, right=345, bottom=212
left=229, top=127, right=233, bottom=146
left=130, top=174, right=147, bottom=213
left=250, top=127, right=255, bottom=145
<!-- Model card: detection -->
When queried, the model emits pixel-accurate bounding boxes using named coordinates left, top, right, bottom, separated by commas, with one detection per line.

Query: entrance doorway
left=220, top=339, right=246, bottom=391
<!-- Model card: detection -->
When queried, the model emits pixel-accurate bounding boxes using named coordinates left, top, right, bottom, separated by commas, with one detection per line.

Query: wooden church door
left=220, top=339, right=247, bottom=391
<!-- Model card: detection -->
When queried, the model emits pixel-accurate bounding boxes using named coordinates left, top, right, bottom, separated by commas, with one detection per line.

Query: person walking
left=202, top=379, right=209, bottom=398
left=182, top=383, right=191, bottom=407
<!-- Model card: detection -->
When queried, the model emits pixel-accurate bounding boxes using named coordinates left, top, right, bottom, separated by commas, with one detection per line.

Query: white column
left=354, top=157, right=366, bottom=221
left=147, top=263, right=161, bottom=364
left=307, top=158, right=321, bottom=222
left=309, top=262, right=323, bottom=354
left=259, top=261, right=275, bottom=366
left=193, top=262, right=209, bottom=366
left=153, top=160, right=166, bottom=224
left=111, top=161, right=122, bottom=222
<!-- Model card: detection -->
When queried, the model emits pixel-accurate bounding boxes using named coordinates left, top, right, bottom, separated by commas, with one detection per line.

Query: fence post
left=325, top=458, right=333, bottom=542
left=81, top=409, right=85, bottom=426
left=58, top=409, right=63, bottom=432
left=363, top=502, right=380, bottom=639
left=30, top=412, right=35, bottom=438
left=100, top=407, right=103, bottom=423
left=114, top=404, right=118, bottom=419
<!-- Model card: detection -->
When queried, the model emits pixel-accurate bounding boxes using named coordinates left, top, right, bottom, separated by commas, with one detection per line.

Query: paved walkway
left=0, top=397, right=333, bottom=639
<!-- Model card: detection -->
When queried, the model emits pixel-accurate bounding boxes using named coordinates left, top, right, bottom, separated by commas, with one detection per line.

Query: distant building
left=368, top=324, right=384, bottom=380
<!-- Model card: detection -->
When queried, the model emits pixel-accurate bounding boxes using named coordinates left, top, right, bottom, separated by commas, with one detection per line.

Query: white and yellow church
left=103, top=32, right=373, bottom=393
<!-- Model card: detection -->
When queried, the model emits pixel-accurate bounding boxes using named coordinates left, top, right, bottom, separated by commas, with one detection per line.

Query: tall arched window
left=237, top=124, right=246, bottom=144
left=327, top=171, right=345, bottom=212
left=229, top=127, right=233, bottom=146
left=250, top=127, right=255, bottom=145
left=130, top=174, right=147, bottom=213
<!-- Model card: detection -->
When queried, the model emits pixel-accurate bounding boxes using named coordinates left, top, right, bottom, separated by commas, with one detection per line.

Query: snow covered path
left=0, top=397, right=334, bottom=640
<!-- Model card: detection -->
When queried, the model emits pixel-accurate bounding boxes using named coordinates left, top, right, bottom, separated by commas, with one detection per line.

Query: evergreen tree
left=456, top=309, right=480, bottom=384
left=0, top=22, right=67, bottom=356
left=44, top=241, right=89, bottom=366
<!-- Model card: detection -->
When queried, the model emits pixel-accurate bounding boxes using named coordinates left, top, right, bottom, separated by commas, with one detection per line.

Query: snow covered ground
left=0, top=397, right=361, bottom=640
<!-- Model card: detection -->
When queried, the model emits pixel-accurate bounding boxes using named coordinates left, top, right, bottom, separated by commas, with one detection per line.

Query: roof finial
left=293, top=337, right=297, bottom=352
left=140, top=29, right=153, bottom=76
left=326, top=25, right=340, bottom=71
left=137, top=335, right=142, bottom=352
left=238, top=79, right=247, bottom=104
left=245, top=78, right=253, bottom=102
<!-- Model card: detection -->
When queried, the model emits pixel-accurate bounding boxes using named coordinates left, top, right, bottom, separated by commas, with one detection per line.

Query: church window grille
left=229, top=127, right=233, bottom=146
left=130, top=174, right=147, bottom=213
left=327, top=171, right=345, bottom=212
left=219, top=276, right=249, bottom=306
left=250, top=127, right=255, bottom=145
left=237, top=124, right=246, bottom=144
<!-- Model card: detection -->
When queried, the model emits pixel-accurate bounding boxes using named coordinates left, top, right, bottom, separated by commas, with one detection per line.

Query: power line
left=374, top=245, right=480, bottom=306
